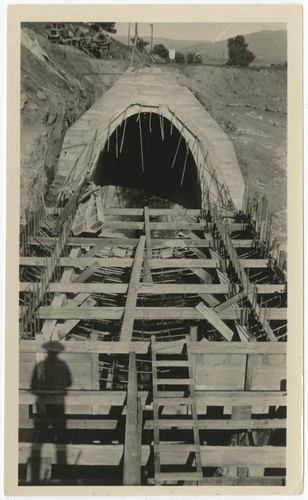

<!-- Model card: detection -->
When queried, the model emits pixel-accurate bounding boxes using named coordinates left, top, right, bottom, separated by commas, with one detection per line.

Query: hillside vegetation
left=115, top=30, right=287, bottom=66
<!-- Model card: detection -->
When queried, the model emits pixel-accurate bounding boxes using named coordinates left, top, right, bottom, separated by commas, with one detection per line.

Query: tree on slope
left=227, top=35, right=255, bottom=66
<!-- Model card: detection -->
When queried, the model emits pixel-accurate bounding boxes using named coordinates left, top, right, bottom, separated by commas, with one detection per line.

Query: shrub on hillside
left=153, top=44, right=169, bottom=60
left=186, top=51, right=202, bottom=64
left=175, top=50, right=185, bottom=63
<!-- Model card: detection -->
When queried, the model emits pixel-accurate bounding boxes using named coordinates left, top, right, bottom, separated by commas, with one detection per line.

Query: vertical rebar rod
left=180, top=142, right=190, bottom=186
left=138, top=111, right=144, bottom=172
left=120, top=117, right=127, bottom=154
left=107, top=119, right=111, bottom=152
left=171, top=124, right=184, bottom=169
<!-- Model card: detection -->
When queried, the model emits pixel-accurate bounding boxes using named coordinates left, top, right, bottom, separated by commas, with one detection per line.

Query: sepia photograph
left=4, top=3, right=303, bottom=496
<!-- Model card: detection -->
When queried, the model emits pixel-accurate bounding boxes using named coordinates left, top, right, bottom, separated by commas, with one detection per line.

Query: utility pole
left=130, top=22, right=138, bottom=67
left=149, top=23, right=153, bottom=51
left=127, top=23, right=130, bottom=46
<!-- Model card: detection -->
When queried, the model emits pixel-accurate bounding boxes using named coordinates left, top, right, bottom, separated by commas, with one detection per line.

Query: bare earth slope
left=167, top=64, right=287, bottom=245
left=20, top=25, right=130, bottom=217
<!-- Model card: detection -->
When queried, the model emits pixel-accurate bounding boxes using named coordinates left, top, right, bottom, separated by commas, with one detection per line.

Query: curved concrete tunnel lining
left=93, top=112, right=202, bottom=209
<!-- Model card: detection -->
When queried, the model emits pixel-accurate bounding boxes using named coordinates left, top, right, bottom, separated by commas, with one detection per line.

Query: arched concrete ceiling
left=50, top=67, right=245, bottom=210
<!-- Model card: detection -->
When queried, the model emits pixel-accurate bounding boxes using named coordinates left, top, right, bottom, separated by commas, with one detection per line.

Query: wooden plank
left=142, top=254, right=153, bottom=285
left=18, top=443, right=286, bottom=467
left=245, top=350, right=256, bottom=391
left=153, top=378, right=193, bottom=385
left=198, top=477, right=285, bottom=486
left=28, top=236, right=255, bottom=249
left=19, top=340, right=287, bottom=355
left=91, top=353, right=100, bottom=390
left=120, top=236, right=145, bottom=342
left=21, top=256, right=224, bottom=269
left=144, top=418, right=286, bottom=430
left=20, top=282, right=285, bottom=295
left=83, top=239, right=110, bottom=258
left=56, top=295, right=95, bottom=339
left=95, top=192, right=105, bottom=223
left=187, top=341, right=203, bottom=482
left=123, top=352, right=142, bottom=485
left=19, top=389, right=287, bottom=407
left=72, top=262, right=101, bottom=282
left=148, top=259, right=218, bottom=268
left=68, top=208, right=235, bottom=218
left=38, top=306, right=287, bottom=321
left=19, top=417, right=118, bottom=430
left=195, top=302, right=234, bottom=341
left=21, top=256, right=268, bottom=269
left=214, top=291, right=247, bottom=313
left=144, top=206, right=152, bottom=258
left=151, top=337, right=161, bottom=483
left=173, top=239, right=218, bottom=306
left=41, top=248, right=79, bottom=341
left=230, top=405, right=252, bottom=477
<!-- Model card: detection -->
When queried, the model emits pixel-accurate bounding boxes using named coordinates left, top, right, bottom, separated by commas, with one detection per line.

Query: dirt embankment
left=20, top=24, right=131, bottom=217
left=168, top=64, right=287, bottom=245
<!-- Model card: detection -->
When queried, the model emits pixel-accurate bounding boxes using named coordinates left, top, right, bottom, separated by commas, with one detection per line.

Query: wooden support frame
left=19, top=202, right=287, bottom=486
left=120, top=236, right=145, bottom=342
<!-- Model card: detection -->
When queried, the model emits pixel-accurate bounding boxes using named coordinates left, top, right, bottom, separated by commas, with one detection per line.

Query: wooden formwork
left=18, top=199, right=287, bottom=486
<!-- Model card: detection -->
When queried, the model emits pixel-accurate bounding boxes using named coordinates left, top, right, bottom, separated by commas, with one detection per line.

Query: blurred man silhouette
left=28, top=341, right=72, bottom=484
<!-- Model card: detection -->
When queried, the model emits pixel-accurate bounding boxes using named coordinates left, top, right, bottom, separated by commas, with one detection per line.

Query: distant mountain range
left=114, top=30, right=287, bottom=64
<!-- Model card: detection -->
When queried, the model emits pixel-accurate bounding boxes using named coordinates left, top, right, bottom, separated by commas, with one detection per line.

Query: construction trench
left=19, top=67, right=287, bottom=486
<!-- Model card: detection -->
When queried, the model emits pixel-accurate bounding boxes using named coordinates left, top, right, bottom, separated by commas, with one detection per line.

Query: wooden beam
left=91, top=353, right=100, bottom=390
left=20, top=256, right=269, bottom=270
left=72, top=262, right=101, bottom=283
left=143, top=418, right=286, bottom=430
left=214, top=290, right=247, bottom=313
left=19, top=389, right=287, bottom=407
left=120, top=236, right=145, bottom=342
left=123, top=352, right=142, bottom=485
left=38, top=306, right=287, bottom=321
left=28, top=236, right=255, bottom=249
left=90, top=208, right=235, bottom=217
left=41, top=248, right=80, bottom=341
left=18, top=443, right=285, bottom=467
left=20, top=282, right=286, bottom=295
left=144, top=206, right=152, bottom=258
left=195, top=302, right=234, bottom=341
left=19, top=417, right=118, bottom=430
left=19, top=340, right=287, bottom=355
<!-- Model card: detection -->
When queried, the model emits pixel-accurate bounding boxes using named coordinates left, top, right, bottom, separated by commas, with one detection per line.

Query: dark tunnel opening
left=93, top=112, right=202, bottom=209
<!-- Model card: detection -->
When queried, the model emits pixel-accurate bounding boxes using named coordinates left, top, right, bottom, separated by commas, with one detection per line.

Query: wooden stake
left=123, top=351, right=142, bottom=485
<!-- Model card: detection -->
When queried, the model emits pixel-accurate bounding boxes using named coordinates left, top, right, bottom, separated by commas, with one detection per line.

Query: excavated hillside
left=20, top=23, right=134, bottom=217
left=20, top=25, right=287, bottom=245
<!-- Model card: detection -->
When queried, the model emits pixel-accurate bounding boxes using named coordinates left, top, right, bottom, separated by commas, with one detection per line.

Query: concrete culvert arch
left=93, top=111, right=202, bottom=209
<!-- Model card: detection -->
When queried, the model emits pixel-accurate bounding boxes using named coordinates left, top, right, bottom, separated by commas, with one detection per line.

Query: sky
left=114, top=22, right=286, bottom=42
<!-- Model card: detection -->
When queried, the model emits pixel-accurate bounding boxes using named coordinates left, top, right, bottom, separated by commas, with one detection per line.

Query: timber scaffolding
left=19, top=187, right=287, bottom=486
left=18, top=67, right=287, bottom=487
